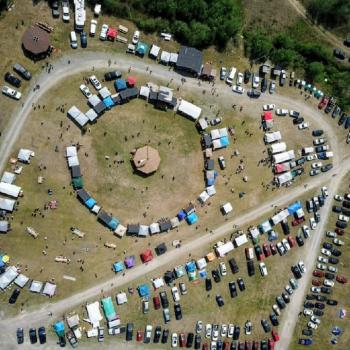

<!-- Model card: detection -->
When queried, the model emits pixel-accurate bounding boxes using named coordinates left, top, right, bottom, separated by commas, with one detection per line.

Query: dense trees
left=306, top=0, right=350, bottom=32
left=89, top=0, right=242, bottom=48
left=244, top=28, right=350, bottom=111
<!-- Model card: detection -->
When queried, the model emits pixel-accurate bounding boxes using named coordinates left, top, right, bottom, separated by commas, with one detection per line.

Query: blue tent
left=220, top=136, right=230, bottom=147
left=177, top=210, right=186, bottom=221
left=113, top=261, right=124, bottom=272
left=288, top=200, right=302, bottom=215
left=267, top=230, right=278, bottom=241
left=185, top=261, right=196, bottom=273
left=332, top=326, right=342, bottom=336
left=108, top=218, right=119, bottom=230
left=136, top=42, right=149, bottom=56
left=85, top=197, right=97, bottom=209
left=53, top=321, right=65, bottom=337
left=115, top=79, right=127, bottom=91
left=186, top=212, right=198, bottom=225
left=137, top=283, right=150, bottom=297
left=199, top=269, right=207, bottom=279
left=103, top=96, right=114, bottom=108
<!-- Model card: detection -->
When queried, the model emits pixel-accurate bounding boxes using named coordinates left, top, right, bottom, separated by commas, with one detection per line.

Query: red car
left=179, top=333, right=186, bottom=347
left=253, top=341, right=260, bottom=350
left=263, top=243, right=271, bottom=257
left=287, top=235, right=296, bottom=248
left=270, top=243, right=277, bottom=255
left=335, top=228, right=344, bottom=235
left=153, top=296, right=161, bottom=310
left=313, top=270, right=325, bottom=278
left=312, top=279, right=321, bottom=286
left=336, top=275, right=348, bottom=284
left=318, top=96, right=329, bottom=109
left=268, top=338, right=275, bottom=350
left=202, top=343, right=208, bottom=350
left=223, top=341, right=230, bottom=350
left=136, top=330, right=143, bottom=342
left=271, top=330, right=280, bottom=342
left=292, top=217, right=305, bottom=226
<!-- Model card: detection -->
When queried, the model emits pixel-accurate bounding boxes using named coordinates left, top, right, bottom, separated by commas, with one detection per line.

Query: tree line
left=88, top=0, right=242, bottom=48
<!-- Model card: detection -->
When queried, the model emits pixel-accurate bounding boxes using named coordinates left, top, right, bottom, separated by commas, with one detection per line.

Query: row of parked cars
left=16, top=327, right=46, bottom=345
left=2, top=63, right=32, bottom=101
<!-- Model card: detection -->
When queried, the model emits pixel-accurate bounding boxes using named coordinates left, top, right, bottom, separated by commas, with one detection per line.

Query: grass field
left=43, top=186, right=322, bottom=348
left=290, top=172, right=350, bottom=350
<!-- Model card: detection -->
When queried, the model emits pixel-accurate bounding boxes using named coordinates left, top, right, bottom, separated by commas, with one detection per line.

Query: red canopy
left=262, top=111, right=273, bottom=121
left=140, top=249, right=153, bottom=263
left=127, top=76, right=137, bottom=86
left=107, top=28, right=117, bottom=39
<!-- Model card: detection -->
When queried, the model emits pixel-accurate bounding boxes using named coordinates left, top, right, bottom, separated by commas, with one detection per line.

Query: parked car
left=216, top=294, right=224, bottom=307
left=261, top=319, right=271, bottom=333
left=80, top=84, right=92, bottom=98
left=171, top=333, right=178, bottom=347
left=263, top=104, right=275, bottom=111
left=2, top=86, right=21, bottom=100
left=179, top=282, right=187, bottom=295
left=212, top=269, right=221, bottom=283
left=126, top=323, right=134, bottom=341
left=171, top=287, right=181, bottom=302
left=13, top=63, right=31, bottom=80
left=174, top=303, right=182, bottom=320
left=229, top=281, right=237, bottom=298
left=4, top=72, right=21, bottom=88
left=259, top=262, right=268, bottom=276
left=29, top=328, right=37, bottom=344
left=9, top=288, right=20, bottom=304
left=244, top=70, right=251, bottom=84
left=269, top=81, right=276, bottom=94
left=66, top=330, right=78, bottom=348
left=89, top=75, right=102, bottom=90
left=90, top=19, right=97, bottom=36
left=261, top=78, right=268, bottom=92
left=132, top=30, right=140, bottom=44
left=99, top=24, right=109, bottom=40
left=16, top=328, right=24, bottom=345
left=229, top=258, right=239, bottom=273
left=51, top=1, right=60, bottom=18
left=276, top=108, right=288, bottom=116
left=289, top=110, right=300, bottom=118
left=163, top=308, right=170, bottom=323
left=298, top=122, right=309, bottom=129
left=247, top=89, right=261, bottom=98
left=80, top=32, right=87, bottom=48
left=205, top=278, right=212, bottom=291
left=220, top=67, right=227, bottom=80
left=232, top=85, right=244, bottom=94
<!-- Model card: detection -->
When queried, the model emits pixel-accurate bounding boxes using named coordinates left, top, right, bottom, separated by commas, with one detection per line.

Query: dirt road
left=0, top=51, right=348, bottom=348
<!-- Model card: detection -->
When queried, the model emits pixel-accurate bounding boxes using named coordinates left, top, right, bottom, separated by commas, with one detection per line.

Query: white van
left=70, top=31, right=78, bottom=49
left=226, top=67, right=236, bottom=85
left=118, top=25, right=128, bottom=34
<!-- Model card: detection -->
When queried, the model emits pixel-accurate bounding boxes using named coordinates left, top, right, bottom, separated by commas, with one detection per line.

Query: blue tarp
left=53, top=321, right=65, bottom=337
left=137, top=283, right=150, bottom=297
left=199, top=269, right=207, bottom=279
left=108, top=218, right=119, bottom=230
left=85, top=197, right=97, bottom=209
left=113, top=261, right=124, bottom=272
left=207, top=178, right=215, bottom=186
left=103, top=96, right=114, bottom=108
left=185, top=261, right=196, bottom=273
left=220, top=136, right=230, bottom=147
left=186, top=212, right=198, bottom=225
left=177, top=210, right=186, bottom=221
left=288, top=200, right=302, bottom=215
left=115, top=79, right=127, bottom=91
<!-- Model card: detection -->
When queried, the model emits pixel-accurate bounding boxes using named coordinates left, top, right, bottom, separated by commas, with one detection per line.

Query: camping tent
left=14, top=274, right=29, bottom=288
left=66, top=314, right=80, bottom=329
left=0, top=182, right=21, bottom=198
left=235, top=234, right=248, bottom=247
left=42, top=282, right=56, bottom=297
left=140, top=249, right=153, bottom=263
left=137, top=283, right=150, bottom=297
left=86, top=301, right=103, bottom=328
left=170, top=217, right=180, bottom=228
left=221, top=202, right=233, bottom=215
left=149, top=44, right=160, bottom=59
left=0, top=266, right=18, bottom=290
left=174, top=265, right=185, bottom=278
left=17, top=149, right=33, bottom=163
left=53, top=321, right=65, bottom=337
left=88, top=94, right=101, bottom=107
left=196, top=258, right=207, bottom=270
left=264, top=131, right=282, bottom=144
left=29, top=280, right=43, bottom=293
left=113, top=261, right=124, bottom=273
left=215, top=241, right=234, bottom=257
left=124, top=255, right=136, bottom=268
left=186, top=212, right=198, bottom=225
left=1, top=172, right=16, bottom=184
left=274, top=163, right=291, bottom=174
left=275, top=172, right=293, bottom=186
left=66, top=146, right=77, bottom=158
left=271, top=209, right=289, bottom=225
left=185, top=261, right=196, bottom=273
left=138, top=225, right=149, bottom=237
left=101, top=297, right=117, bottom=321
left=270, top=142, right=287, bottom=154
left=287, top=201, right=302, bottom=215
left=155, top=243, right=167, bottom=256
left=273, top=150, right=295, bottom=164
left=0, top=197, right=15, bottom=212
left=198, top=191, right=210, bottom=203
left=206, top=186, right=216, bottom=197
left=149, top=222, right=161, bottom=234
left=164, top=270, right=175, bottom=284
left=259, top=220, right=272, bottom=233
left=116, top=292, right=127, bottom=305
left=114, top=224, right=126, bottom=238
left=152, top=278, right=164, bottom=289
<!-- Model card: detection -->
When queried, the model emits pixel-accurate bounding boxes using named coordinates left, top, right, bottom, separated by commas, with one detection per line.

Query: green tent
left=72, top=177, right=83, bottom=189
left=101, top=296, right=117, bottom=321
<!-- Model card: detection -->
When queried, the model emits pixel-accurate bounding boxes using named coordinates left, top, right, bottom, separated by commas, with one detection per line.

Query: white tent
left=149, top=222, right=161, bottom=234
left=99, top=86, right=111, bottom=99
left=177, top=100, right=202, bottom=121
left=85, top=109, right=98, bottom=122
left=212, top=139, right=225, bottom=150
left=86, top=301, right=103, bottom=328
left=0, top=220, right=10, bottom=233
left=67, top=314, right=80, bottom=329
left=114, top=224, right=126, bottom=238
left=68, top=106, right=81, bottom=119
left=197, top=118, right=208, bottom=131
left=138, top=225, right=149, bottom=237
left=260, top=220, right=272, bottom=233
left=249, top=227, right=260, bottom=240
left=0, top=197, right=15, bottom=211
left=1, top=172, right=16, bottom=184
left=196, top=257, right=207, bottom=269
left=17, top=149, right=33, bottom=163
left=206, top=186, right=216, bottom=197
left=221, top=202, right=233, bottom=215
left=275, top=172, right=293, bottom=185
left=270, top=142, right=287, bottom=154
left=210, top=129, right=221, bottom=140
left=0, top=266, right=18, bottom=290
left=170, top=217, right=180, bottom=228
left=295, top=208, right=305, bottom=219
left=14, top=274, right=29, bottom=288
left=75, top=113, right=89, bottom=127
left=234, top=234, right=248, bottom=247
left=219, top=128, right=228, bottom=137
left=0, top=182, right=21, bottom=198
left=66, top=146, right=77, bottom=158
left=88, top=95, right=101, bottom=107
left=42, top=282, right=57, bottom=297
left=68, top=156, right=80, bottom=167
left=271, top=209, right=289, bottom=225
left=160, top=51, right=170, bottom=64
left=139, top=86, right=150, bottom=99
left=264, top=131, right=281, bottom=144
left=198, top=191, right=210, bottom=203
left=29, top=280, right=43, bottom=293
left=169, top=53, right=178, bottom=64
left=152, top=278, right=164, bottom=289
left=215, top=241, right=234, bottom=257
left=149, top=44, right=160, bottom=59
left=116, top=292, right=128, bottom=305
left=273, top=150, right=295, bottom=164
